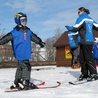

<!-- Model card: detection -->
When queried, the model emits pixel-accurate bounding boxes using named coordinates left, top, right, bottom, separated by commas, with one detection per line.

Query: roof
left=53, top=31, right=68, bottom=47
left=53, top=30, right=98, bottom=47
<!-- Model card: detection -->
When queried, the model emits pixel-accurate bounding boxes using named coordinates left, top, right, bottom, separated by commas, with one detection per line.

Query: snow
left=0, top=65, right=98, bottom=98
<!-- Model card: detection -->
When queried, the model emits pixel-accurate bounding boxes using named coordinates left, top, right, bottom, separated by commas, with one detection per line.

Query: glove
left=65, top=26, right=73, bottom=31
left=65, top=26, right=69, bottom=28
left=40, top=42, right=45, bottom=48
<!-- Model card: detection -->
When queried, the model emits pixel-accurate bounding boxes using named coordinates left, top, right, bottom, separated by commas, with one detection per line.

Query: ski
left=36, top=81, right=45, bottom=86
left=38, top=81, right=61, bottom=89
left=5, top=81, right=61, bottom=92
left=5, top=81, right=45, bottom=92
left=69, top=80, right=88, bottom=85
left=69, top=79, right=97, bottom=85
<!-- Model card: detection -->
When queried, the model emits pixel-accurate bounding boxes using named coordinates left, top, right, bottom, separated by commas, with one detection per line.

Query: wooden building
left=53, top=30, right=98, bottom=67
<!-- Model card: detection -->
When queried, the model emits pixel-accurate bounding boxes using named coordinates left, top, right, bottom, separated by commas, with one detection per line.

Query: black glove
left=40, top=42, right=45, bottom=48
left=65, top=26, right=69, bottom=28
left=65, top=25, right=73, bottom=31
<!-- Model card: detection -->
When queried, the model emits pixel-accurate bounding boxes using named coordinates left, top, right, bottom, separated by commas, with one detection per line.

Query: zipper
left=24, top=33, right=26, bottom=40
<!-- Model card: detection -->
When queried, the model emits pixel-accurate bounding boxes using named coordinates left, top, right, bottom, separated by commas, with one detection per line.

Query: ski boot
left=23, top=80, right=39, bottom=90
left=30, top=82, right=39, bottom=89
left=90, top=74, right=98, bottom=80
left=10, top=79, right=23, bottom=90
left=78, top=74, right=88, bottom=81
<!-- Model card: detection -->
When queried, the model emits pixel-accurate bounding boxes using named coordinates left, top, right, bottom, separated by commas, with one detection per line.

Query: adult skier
left=66, top=7, right=98, bottom=81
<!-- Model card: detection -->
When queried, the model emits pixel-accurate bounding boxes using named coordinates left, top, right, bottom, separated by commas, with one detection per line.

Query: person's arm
left=65, top=15, right=86, bottom=32
left=31, top=33, right=45, bottom=48
left=0, top=32, right=13, bottom=45
left=65, top=20, right=84, bottom=32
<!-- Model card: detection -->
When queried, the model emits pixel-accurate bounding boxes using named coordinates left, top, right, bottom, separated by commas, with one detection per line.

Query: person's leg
left=70, top=49, right=74, bottom=67
left=72, top=48, right=79, bottom=64
left=84, top=45, right=97, bottom=75
left=18, top=60, right=33, bottom=89
left=20, top=60, right=38, bottom=89
left=79, top=45, right=88, bottom=76
left=71, top=47, right=80, bottom=68
left=96, top=58, right=98, bottom=67
left=10, top=61, right=23, bottom=89
left=18, top=60, right=31, bottom=79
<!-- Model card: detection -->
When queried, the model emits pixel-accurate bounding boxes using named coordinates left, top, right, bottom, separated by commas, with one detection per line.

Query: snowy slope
left=0, top=66, right=98, bottom=98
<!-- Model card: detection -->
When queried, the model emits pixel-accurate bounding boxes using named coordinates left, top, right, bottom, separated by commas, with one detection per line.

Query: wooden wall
left=56, top=46, right=71, bottom=67
left=54, top=30, right=98, bottom=67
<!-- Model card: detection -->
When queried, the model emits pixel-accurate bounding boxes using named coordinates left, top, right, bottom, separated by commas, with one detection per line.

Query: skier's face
left=20, top=17, right=27, bottom=26
left=78, top=10, right=83, bottom=16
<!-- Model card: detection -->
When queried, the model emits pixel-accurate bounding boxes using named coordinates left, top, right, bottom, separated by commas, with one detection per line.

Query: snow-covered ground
left=0, top=65, right=98, bottom=98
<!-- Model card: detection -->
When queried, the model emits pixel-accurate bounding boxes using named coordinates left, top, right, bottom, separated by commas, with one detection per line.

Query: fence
left=0, top=45, right=56, bottom=68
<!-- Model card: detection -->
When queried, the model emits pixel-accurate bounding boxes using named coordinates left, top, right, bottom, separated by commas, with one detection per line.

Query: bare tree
left=45, top=28, right=62, bottom=61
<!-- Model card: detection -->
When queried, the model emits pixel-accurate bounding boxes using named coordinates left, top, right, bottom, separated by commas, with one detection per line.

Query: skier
left=0, top=12, right=45, bottom=90
left=93, top=41, right=98, bottom=67
left=67, top=31, right=80, bottom=69
left=66, top=7, right=98, bottom=81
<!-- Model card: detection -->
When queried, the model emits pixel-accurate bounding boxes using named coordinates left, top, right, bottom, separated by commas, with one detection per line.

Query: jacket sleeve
left=0, top=32, right=13, bottom=45
left=31, top=33, right=45, bottom=48
left=66, top=18, right=84, bottom=32
left=31, top=33, right=42, bottom=44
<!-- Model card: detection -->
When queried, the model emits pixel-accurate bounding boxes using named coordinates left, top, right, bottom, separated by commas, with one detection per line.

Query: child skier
left=93, top=42, right=98, bottom=67
left=67, top=31, right=80, bottom=69
left=0, top=12, right=45, bottom=90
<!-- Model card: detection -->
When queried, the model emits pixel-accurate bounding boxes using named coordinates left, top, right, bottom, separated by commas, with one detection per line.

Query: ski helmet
left=14, top=12, right=27, bottom=25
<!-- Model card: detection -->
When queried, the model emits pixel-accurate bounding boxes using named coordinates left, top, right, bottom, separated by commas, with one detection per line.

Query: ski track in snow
left=0, top=66, right=98, bottom=98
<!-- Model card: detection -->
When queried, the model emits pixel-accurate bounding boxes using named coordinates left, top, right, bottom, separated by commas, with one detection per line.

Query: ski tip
left=41, top=82, right=45, bottom=85
left=57, top=81, right=61, bottom=84
left=36, top=81, right=45, bottom=86
left=69, top=82, right=75, bottom=85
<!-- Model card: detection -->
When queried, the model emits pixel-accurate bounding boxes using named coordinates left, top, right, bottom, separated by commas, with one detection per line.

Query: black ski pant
left=71, top=47, right=79, bottom=65
left=79, top=44, right=97, bottom=76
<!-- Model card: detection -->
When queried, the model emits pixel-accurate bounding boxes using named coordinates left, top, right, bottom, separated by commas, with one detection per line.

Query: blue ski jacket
left=0, top=26, right=44, bottom=61
left=93, top=43, right=98, bottom=59
left=66, top=12, right=98, bottom=45
left=68, top=31, right=78, bottom=48
left=11, top=27, right=32, bottom=60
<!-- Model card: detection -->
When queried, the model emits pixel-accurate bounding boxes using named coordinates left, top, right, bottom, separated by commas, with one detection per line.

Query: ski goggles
left=20, top=18, right=27, bottom=22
